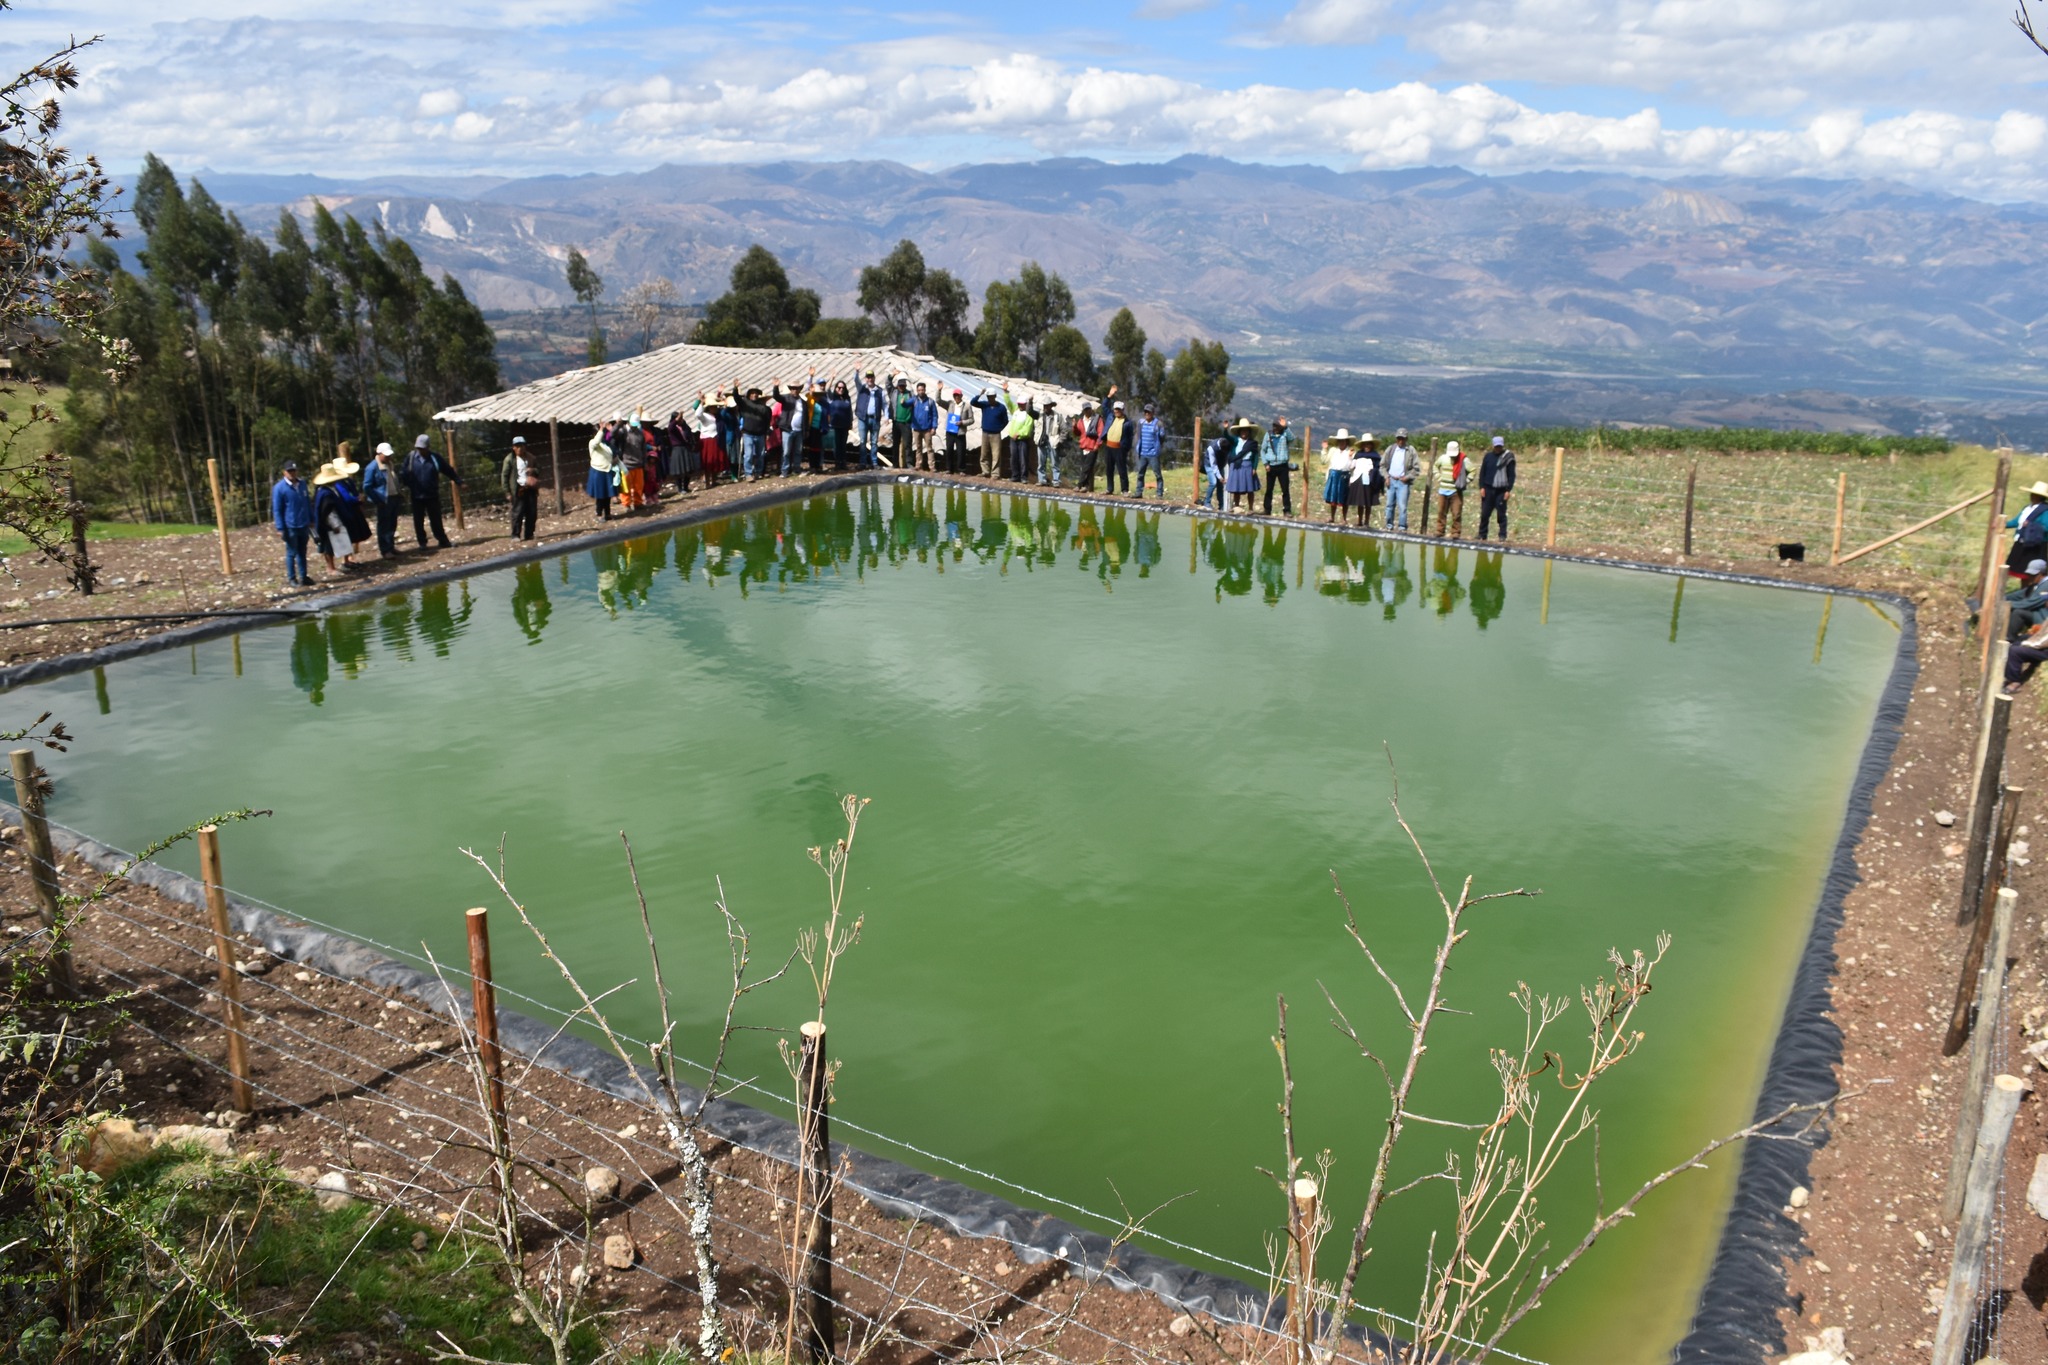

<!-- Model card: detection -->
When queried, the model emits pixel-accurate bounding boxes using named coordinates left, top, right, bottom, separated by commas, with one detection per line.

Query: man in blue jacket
left=1261, top=416, right=1293, bottom=516
left=270, top=460, right=315, bottom=585
left=362, top=441, right=403, bottom=557
left=853, top=371, right=886, bottom=468
left=1133, top=402, right=1166, bottom=499
left=910, top=382, right=939, bottom=471
left=401, top=433, right=461, bottom=549
left=973, top=388, right=1010, bottom=477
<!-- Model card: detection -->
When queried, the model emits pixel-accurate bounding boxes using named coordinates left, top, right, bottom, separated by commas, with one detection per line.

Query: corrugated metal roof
left=435, top=342, right=1098, bottom=426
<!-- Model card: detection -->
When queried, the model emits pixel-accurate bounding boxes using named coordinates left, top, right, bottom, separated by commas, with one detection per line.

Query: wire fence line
left=6, top=834, right=1561, bottom=1365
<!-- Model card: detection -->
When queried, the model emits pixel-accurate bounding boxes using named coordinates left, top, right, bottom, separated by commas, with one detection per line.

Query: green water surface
left=25, top=488, right=1899, bottom=1363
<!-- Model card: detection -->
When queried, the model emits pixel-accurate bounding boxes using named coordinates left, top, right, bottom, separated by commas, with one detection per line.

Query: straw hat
left=2029, top=480, right=2048, bottom=499
left=329, top=451, right=361, bottom=477
left=1326, top=428, right=1358, bottom=446
left=1229, top=417, right=1262, bottom=435
left=311, top=462, right=346, bottom=487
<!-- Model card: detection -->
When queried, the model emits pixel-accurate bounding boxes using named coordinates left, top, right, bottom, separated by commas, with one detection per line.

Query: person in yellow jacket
left=1003, top=395, right=1037, bottom=482
left=1430, top=440, right=1468, bottom=538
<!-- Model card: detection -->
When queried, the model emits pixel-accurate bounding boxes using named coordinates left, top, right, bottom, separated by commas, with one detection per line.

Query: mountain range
left=183, top=157, right=2048, bottom=444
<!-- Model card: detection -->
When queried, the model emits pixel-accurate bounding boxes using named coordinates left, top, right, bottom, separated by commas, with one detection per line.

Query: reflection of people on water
left=327, top=611, right=371, bottom=679
left=289, top=620, right=329, bottom=703
left=1133, top=511, right=1161, bottom=577
left=415, top=582, right=472, bottom=656
left=513, top=561, right=552, bottom=643
left=1470, top=550, right=1505, bottom=629
left=1427, top=544, right=1466, bottom=617
left=1256, top=526, right=1288, bottom=603
left=1098, top=507, right=1131, bottom=583
left=1206, top=522, right=1256, bottom=599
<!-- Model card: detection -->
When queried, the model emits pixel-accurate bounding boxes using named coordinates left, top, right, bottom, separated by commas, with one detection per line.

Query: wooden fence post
left=197, top=825, right=254, bottom=1112
left=1191, top=417, right=1202, bottom=506
left=465, top=907, right=506, bottom=1139
left=1288, top=1177, right=1319, bottom=1365
left=1829, top=471, right=1846, bottom=566
left=794, top=1019, right=835, bottom=1363
left=442, top=426, right=466, bottom=533
left=1944, top=791, right=2024, bottom=1056
left=1959, top=695, right=2013, bottom=923
left=549, top=418, right=564, bottom=518
left=1945, top=889, right=2018, bottom=1222
left=1932, top=1072, right=2027, bottom=1365
left=1545, top=446, right=1563, bottom=549
left=1682, top=463, right=1697, bottom=558
left=1976, top=451, right=2014, bottom=643
left=206, top=458, right=234, bottom=575
left=8, top=749, right=73, bottom=998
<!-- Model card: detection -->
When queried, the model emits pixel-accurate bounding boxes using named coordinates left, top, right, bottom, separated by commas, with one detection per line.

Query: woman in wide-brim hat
left=2009, top=479, right=2048, bottom=575
left=1347, top=433, right=1383, bottom=526
left=1225, top=418, right=1263, bottom=510
left=1321, top=428, right=1358, bottom=519
left=311, top=461, right=371, bottom=572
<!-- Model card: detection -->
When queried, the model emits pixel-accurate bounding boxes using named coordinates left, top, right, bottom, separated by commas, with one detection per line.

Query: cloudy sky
left=10, top=0, right=2048, bottom=199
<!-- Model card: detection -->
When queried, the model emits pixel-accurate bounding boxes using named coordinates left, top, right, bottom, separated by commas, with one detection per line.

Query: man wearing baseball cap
left=1477, top=435, right=1516, bottom=541
left=270, top=459, right=315, bottom=585
left=1384, top=429, right=1417, bottom=531
left=363, top=441, right=403, bottom=557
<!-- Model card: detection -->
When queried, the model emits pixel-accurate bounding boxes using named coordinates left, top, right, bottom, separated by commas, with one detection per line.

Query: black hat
left=282, top=460, right=299, bottom=472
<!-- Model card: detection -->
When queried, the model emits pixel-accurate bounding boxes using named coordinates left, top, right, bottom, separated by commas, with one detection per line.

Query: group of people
left=1198, top=424, right=1517, bottom=541
left=270, top=435, right=461, bottom=586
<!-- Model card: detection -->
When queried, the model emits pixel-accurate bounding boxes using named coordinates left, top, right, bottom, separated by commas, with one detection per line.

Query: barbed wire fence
left=0, top=809, right=1569, bottom=1365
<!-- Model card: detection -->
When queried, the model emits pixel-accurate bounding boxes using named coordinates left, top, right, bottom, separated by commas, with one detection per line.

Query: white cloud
left=14, top=9, right=2048, bottom=201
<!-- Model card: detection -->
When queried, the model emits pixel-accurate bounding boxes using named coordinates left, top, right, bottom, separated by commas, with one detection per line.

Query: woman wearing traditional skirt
left=1348, top=434, right=1382, bottom=528
left=586, top=420, right=617, bottom=520
left=695, top=393, right=730, bottom=485
left=666, top=410, right=698, bottom=494
left=1224, top=418, right=1262, bottom=513
left=312, top=454, right=370, bottom=573
left=1320, top=428, right=1356, bottom=522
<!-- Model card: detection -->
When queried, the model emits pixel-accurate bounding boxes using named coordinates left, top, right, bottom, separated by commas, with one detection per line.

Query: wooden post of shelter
left=1944, top=789, right=2024, bottom=1055
left=1932, top=1072, right=2027, bottom=1365
left=442, top=426, right=466, bottom=533
left=197, top=825, right=254, bottom=1112
left=1829, top=471, right=1846, bottom=566
left=1945, top=888, right=2017, bottom=1223
left=1545, top=446, right=1563, bottom=548
left=464, top=908, right=506, bottom=1141
left=794, top=1019, right=836, bottom=1363
left=206, top=458, right=234, bottom=575
left=1682, top=463, right=1697, bottom=558
left=1960, top=695, right=2013, bottom=923
left=549, top=418, right=564, bottom=518
left=8, top=749, right=73, bottom=998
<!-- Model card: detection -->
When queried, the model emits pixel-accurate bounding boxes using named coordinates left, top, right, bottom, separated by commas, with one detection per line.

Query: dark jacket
left=1479, top=447, right=1517, bottom=492
left=827, top=396, right=853, bottom=436
left=402, top=447, right=460, bottom=496
left=731, top=394, right=772, bottom=437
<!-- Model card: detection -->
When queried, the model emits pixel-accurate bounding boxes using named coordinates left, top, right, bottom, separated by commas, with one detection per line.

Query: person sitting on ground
left=2008, top=559, right=2048, bottom=640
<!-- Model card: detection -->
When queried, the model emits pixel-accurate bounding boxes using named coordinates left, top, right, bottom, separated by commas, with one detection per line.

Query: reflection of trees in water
left=280, top=498, right=1536, bottom=705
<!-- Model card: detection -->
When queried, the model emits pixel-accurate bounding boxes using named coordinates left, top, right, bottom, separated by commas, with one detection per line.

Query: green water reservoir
left=25, top=487, right=1899, bottom=1362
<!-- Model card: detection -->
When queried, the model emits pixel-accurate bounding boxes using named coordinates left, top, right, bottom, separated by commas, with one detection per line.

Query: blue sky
left=9, top=0, right=2048, bottom=198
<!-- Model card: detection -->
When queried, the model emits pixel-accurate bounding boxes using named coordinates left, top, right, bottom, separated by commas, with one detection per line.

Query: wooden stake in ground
left=206, top=457, right=234, bottom=575
left=1932, top=1071, right=2026, bottom=1365
left=442, top=426, right=466, bottom=533
left=1681, top=463, right=1697, bottom=558
left=1828, top=470, right=1846, bottom=566
left=1288, top=1177, right=1319, bottom=1365
left=1944, top=789, right=2024, bottom=1055
left=1944, top=888, right=2018, bottom=1223
left=197, top=825, right=254, bottom=1112
left=465, top=907, right=506, bottom=1140
left=1191, top=416, right=1202, bottom=506
left=7, top=749, right=73, bottom=997
left=1545, top=446, right=1563, bottom=548
left=1959, top=695, right=2013, bottom=923
left=549, top=418, right=565, bottom=518
left=794, top=1019, right=835, bottom=1364
left=1975, top=449, right=2014, bottom=644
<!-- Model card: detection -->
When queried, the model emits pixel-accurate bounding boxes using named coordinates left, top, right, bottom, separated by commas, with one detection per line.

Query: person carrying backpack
left=402, top=433, right=460, bottom=549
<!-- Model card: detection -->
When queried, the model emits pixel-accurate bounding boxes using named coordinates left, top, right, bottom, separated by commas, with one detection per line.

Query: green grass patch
left=4, top=1140, right=595, bottom=1364
left=0, top=520, right=213, bottom=559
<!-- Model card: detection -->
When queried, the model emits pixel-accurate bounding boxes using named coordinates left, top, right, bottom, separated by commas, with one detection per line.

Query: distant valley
left=186, top=157, right=2048, bottom=445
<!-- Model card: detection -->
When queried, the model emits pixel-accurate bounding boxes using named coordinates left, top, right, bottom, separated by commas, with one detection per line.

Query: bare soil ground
left=2, top=461, right=2042, bottom=1363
